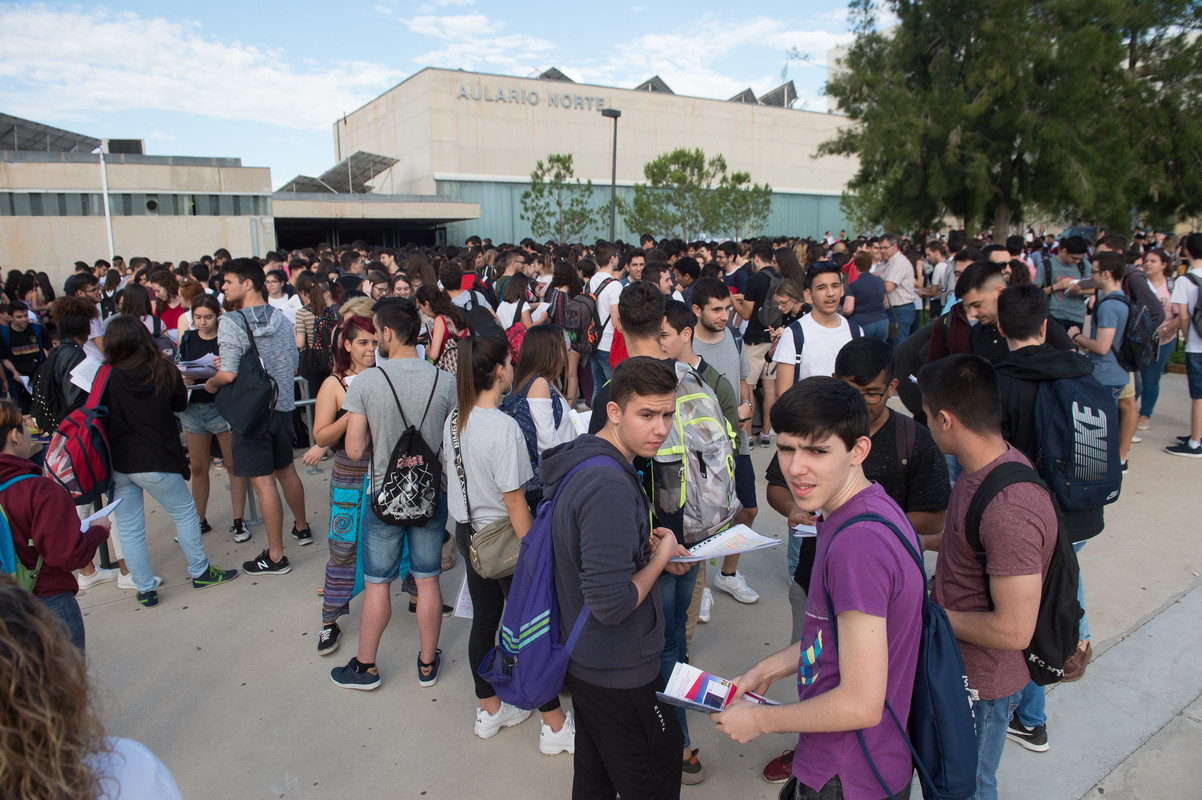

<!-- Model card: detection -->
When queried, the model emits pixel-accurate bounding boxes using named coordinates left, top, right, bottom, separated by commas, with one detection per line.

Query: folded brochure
left=656, top=662, right=778, bottom=713
left=669, top=524, right=780, bottom=563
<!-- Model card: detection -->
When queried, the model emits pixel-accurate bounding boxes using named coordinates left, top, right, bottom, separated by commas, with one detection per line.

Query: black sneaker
left=401, top=573, right=418, bottom=597
left=317, top=622, right=341, bottom=656
left=1006, top=717, right=1049, bottom=752
left=242, top=549, right=291, bottom=575
left=230, top=519, right=251, bottom=543
left=1166, top=440, right=1202, bottom=458
left=417, top=649, right=442, bottom=687
left=136, top=590, right=159, bottom=608
left=199, top=518, right=212, bottom=535
left=408, top=600, right=455, bottom=617
left=192, top=564, right=239, bottom=589
left=291, top=523, right=314, bottom=546
left=331, top=657, right=380, bottom=690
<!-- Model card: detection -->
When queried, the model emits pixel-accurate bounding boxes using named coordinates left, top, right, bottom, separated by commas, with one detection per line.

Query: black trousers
left=565, top=672, right=683, bottom=800
left=464, top=558, right=560, bottom=712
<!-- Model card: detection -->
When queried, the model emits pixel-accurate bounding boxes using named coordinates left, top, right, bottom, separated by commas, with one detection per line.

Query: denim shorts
left=178, top=402, right=230, bottom=435
left=362, top=490, right=448, bottom=582
left=734, top=454, right=758, bottom=509
left=1187, top=353, right=1202, bottom=400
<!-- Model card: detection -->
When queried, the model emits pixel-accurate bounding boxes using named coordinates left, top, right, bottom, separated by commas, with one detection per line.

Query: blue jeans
left=114, top=470, right=209, bottom=593
left=40, top=592, right=85, bottom=652
left=361, top=491, right=447, bottom=581
left=657, top=563, right=699, bottom=748
left=1073, top=541, right=1089, bottom=641
left=858, top=319, right=889, bottom=342
left=971, top=690, right=1021, bottom=800
left=888, top=305, right=916, bottom=347
left=1138, top=341, right=1174, bottom=418
left=591, top=350, right=613, bottom=405
left=1014, top=680, right=1046, bottom=728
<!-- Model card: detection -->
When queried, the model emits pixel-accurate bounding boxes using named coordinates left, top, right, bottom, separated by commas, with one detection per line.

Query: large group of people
left=3, top=225, right=1201, bottom=799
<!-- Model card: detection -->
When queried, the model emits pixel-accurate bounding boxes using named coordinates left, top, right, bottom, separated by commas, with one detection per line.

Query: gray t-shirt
left=217, top=304, right=298, bottom=412
left=342, top=358, right=458, bottom=493
left=693, top=329, right=751, bottom=455
left=443, top=407, right=533, bottom=530
left=1037, top=255, right=1089, bottom=324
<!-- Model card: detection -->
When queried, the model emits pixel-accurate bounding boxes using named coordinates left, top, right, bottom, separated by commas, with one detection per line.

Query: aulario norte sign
left=456, top=84, right=609, bottom=111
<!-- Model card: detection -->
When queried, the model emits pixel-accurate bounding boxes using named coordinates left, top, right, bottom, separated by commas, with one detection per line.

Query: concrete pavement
left=78, top=373, right=1202, bottom=799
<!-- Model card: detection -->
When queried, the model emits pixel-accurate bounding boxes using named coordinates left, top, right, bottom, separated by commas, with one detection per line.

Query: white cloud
left=0, top=5, right=403, bottom=131
left=397, top=11, right=556, bottom=73
left=148, top=131, right=177, bottom=141
left=565, top=14, right=853, bottom=100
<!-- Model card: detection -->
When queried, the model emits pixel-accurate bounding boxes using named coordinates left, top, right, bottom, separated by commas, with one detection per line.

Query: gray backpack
left=653, top=362, right=742, bottom=545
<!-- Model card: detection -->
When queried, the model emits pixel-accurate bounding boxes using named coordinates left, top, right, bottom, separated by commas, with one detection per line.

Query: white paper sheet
left=792, top=523, right=818, bottom=539
left=670, top=524, right=780, bottom=563
left=70, top=356, right=102, bottom=392
left=453, top=573, right=473, bottom=619
left=80, top=498, right=122, bottom=532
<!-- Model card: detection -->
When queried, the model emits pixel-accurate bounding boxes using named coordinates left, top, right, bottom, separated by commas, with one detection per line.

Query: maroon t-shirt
left=933, top=446, right=1055, bottom=701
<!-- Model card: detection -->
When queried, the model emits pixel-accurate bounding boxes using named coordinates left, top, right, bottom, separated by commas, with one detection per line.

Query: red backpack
left=505, top=298, right=529, bottom=362
left=44, top=365, right=114, bottom=506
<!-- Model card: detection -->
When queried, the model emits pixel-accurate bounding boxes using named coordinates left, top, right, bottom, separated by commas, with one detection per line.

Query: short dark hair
left=48, top=296, right=98, bottom=340
left=834, top=338, right=895, bottom=386
left=1098, top=234, right=1127, bottom=252
left=373, top=298, right=421, bottom=346
left=340, top=251, right=360, bottom=271
left=1005, top=235, right=1025, bottom=256
left=770, top=376, right=869, bottom=451
left=610, top=356, right=676, bottom=410
left=224, top=258, right=266, bottom=295
left=805, top=261, right=842, bottom=291
left=955, top=260, right=1005, bottom=299
left=751, top=244, right=774, bottom=264
left=674, top=257, right=700, bottom=281
left=7, top=301, right=28, bottom=315
left=1061, top=236, right=1089, bottom=255
left=688, top=276, right=730, bottom=311
left=1093, top=250, right=1125, bottom=281
left=917, top=354, right=1001, bottom=435
left=643, top=262, right=670, bottom=289
left=662, top=299, right=696, bottom=334
left=1185, top=232, right=1202, bottom=260
left=618, top=282, right=666, bottom=340
left=437, top=261, right=463, bottom=291
left=66, top=273, right=99, bottom=296
left=997, top=284, right=1049, bottom=340
left=595, top=241, right=618, bottom=268
left=265, top=269, right=287, bottom=284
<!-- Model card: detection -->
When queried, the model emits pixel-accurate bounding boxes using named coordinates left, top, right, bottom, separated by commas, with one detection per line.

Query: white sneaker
left=539, top=710, right=576, bottom=755
left=474, top=702, right=532, bottom=739
left=76, top=567, right=120, bottom=590
left=698, top=587, right=714, bottom=623
left=1130, top=434, right=1142, bottom=444
left=712, top=570, right=759, bottom=604
left=117, top=573, right=162, bottom=592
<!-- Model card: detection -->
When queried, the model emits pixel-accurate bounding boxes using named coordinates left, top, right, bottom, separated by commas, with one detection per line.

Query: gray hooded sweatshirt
left=217, top=303, right=298, bottom=412
left=542, top=433, right=664, bottom=689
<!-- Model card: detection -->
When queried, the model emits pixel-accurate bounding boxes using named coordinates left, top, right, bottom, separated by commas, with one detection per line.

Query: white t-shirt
left=268, top=294, right=302, bottom=325
left=497, top=300, right=547, bottom=330
left=1170, top=267, right=1202, bottom=353
left=529, top=393, right=577, bottom=453
left=772, top=314, right=859, bottom=381
left=595, top=276, right=623, bottom=352
left=443, top=407, right=533, bottom=530
left=88, top=737, right=183, bottom=800
left=84, top=316, right=105, bottom=361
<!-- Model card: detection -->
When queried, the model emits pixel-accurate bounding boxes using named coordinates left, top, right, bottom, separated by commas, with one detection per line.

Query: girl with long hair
left=544, top=260, right=584, bottom=405
left=407, top=250, right=439, bottom=291
left=0, top=574, right=183, bottom=799
left=101, top=316, right=238, bottom=607
left=444, top=335, right=575, bottom=754
left=302, top=315, right=378, bottom=656
left=496, top=272, right=541, bottom=330
left=294, top=273, right=339, bottom=389
left=177, top=295, right=250, bottom=543
left=113, top=282, right=157, bottom=334
left=415, top=284, right=468, bottom=375
left=506, top=325, right=577, bottom=512
left=1138, top=248, right=1179, bottom=429
left=148, top=269, right=185, bottom=338
left=100, top=268, right=122, bottom=319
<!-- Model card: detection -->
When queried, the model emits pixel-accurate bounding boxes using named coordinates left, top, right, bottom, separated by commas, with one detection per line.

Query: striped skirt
left=321, top=450, right=370, bottom=624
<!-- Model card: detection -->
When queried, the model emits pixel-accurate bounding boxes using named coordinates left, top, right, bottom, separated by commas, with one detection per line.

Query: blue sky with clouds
left=0, top=1, right=860, bottom=189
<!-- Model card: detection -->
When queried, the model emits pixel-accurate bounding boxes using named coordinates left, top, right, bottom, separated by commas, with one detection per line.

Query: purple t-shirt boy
left=794, top=482, right=924, bottom=798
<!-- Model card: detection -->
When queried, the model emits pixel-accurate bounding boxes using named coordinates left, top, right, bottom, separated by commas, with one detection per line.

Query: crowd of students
left=3, top=227, right=1201, bottom=799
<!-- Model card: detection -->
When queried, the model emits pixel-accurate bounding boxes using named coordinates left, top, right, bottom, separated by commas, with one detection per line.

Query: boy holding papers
left=712, top=377, right=924, bottom=800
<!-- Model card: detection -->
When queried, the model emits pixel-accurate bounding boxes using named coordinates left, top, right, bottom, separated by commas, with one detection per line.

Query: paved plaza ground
left=78, top=375, right=1202, bottom=799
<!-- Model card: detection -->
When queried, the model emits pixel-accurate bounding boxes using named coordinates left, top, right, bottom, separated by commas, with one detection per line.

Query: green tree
left=520, top=153, right=602, bottom=243
left=713, top=171, right=773, bottom=240
left=619, top=148, right=726, bottom=241
left=819, top=0, right=1202, bottom=238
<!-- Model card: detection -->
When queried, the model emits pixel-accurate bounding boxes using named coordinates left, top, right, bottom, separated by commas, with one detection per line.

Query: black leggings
left=465, top=559, right=561, bottom=713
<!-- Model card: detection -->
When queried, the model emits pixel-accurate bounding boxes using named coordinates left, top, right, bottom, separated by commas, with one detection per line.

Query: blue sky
left=0, top=1, right=862, bottom=189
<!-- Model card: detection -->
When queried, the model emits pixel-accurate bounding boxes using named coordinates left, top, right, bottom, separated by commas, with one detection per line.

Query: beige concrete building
left=334, top=67, right=858, bottom=243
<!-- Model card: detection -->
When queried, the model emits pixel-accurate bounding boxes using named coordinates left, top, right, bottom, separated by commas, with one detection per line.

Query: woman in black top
left=102, top=316, right=238, bottom=608
left=177, top=295, right=250, bottom=543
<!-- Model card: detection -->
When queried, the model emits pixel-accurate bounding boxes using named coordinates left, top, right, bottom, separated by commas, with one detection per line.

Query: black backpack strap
left=374, top=365, right=410, bottom=429
left=893, top=412, right=916, bottom=491
left=964, top=460, right=1043, bottom=611
left=417, top=369, right=440, bottom=430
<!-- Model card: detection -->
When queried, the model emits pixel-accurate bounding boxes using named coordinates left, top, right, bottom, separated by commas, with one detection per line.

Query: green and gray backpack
left=653, top=362, right=741, bottom=545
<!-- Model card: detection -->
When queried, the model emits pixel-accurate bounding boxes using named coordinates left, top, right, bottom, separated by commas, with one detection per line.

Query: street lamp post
left=601, top=108, right=621, bottom=242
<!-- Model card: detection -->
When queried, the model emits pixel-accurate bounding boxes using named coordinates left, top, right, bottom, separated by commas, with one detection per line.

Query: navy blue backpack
left=824, top=513, right=977, bottom=800
left=1031, top=372, right=1121, bottom=511
left=478, top=455, right=620, bottom=710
